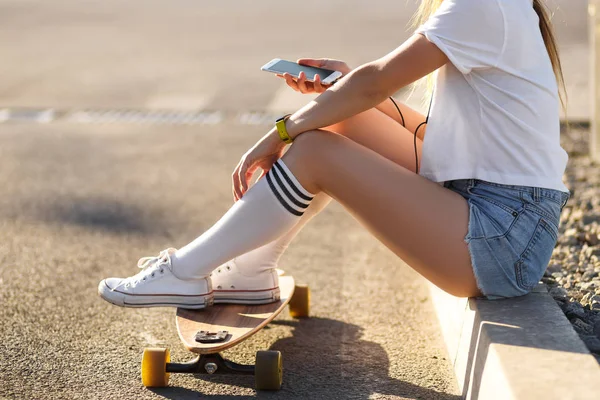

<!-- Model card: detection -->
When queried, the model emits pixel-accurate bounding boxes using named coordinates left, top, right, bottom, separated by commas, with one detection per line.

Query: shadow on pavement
left=150, top=317, right=460, bottom=399
left=38, top=196, right=171, bottom=236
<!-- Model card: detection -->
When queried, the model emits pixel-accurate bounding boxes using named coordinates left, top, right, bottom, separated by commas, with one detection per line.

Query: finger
left=244, top=167, right=257, bottom=193
left=239, top=160, right=255, bottom=197
left=313, top=74, right=325, bottom=93
left=232, top=159, right=241, bottom=201
left=239, top=165, right=248, bottom=198
left=233, top=166, right=244, bottom=201
left=283, top=73, right=300, bottom=92
left=233, top=160, right=245, bottom=200
left=297, top=71, right=309, bottom=93
left=241, top=164, right=258, bottom=196
left=297, top=58, right=323, bottom=68
left=232, top=169, right=240, bottom=201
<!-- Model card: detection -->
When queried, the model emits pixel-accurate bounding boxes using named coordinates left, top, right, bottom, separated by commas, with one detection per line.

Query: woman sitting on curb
left=99, top=0, right=571, bottom=308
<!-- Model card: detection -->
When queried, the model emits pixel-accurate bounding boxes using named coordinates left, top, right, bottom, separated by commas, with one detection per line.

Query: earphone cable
left=389, top=95, right=432, bottom=175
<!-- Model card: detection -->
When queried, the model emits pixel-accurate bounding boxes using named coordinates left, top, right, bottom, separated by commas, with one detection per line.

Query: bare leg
left=174, top=108, right=477, bottom=296
left=233, top=107, right=421, bottom=273
left=99, top=109, right=465, bottom=310
left=282, top=130, right=480, bottom=298
left=324, top=107, right=423, bottom=172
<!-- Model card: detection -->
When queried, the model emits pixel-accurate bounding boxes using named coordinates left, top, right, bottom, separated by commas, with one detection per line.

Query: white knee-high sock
left=233, top=192, right=331, bottom=275
left=173, top=159, right=316, bottom=280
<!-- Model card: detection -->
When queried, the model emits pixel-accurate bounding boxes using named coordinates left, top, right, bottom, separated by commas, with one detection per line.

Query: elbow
left=348, top=63, right=391, bottom=102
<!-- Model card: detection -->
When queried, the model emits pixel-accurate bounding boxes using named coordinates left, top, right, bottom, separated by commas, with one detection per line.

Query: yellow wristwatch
left=275, top=114, right=293, bottom=144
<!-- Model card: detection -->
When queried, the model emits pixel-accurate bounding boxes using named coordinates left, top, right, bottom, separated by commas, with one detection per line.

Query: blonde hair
left=411, top=0, right=567, bottom=111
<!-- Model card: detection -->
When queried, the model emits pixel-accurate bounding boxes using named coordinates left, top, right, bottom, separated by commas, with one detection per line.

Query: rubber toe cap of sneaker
left=98, top=278, right=126, bottom=306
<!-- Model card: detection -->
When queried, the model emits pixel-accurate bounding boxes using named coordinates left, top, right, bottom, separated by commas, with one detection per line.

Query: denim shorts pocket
left=521, top=197, right=562, bottom=233
left=467, top=184, right=523, bottom=215
left=514, top=218, right=557, bottom=291
left=466, top=184, right=525, bottom=239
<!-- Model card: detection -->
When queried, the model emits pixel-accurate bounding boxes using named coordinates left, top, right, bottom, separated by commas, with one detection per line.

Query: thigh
left=283, top=131, right=480, bottom=298
left=324, top=108, right=423, bottom=173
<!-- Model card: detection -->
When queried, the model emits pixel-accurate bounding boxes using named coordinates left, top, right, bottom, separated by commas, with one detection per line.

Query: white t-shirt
left=415, top=0, right=569, bottom=193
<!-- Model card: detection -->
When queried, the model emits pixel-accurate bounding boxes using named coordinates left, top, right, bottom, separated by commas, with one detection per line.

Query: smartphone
left=261, top=58, right=343, bottom=85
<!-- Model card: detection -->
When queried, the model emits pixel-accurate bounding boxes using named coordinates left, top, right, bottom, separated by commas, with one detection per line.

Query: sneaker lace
left=127, top=248, right=176, bottom=286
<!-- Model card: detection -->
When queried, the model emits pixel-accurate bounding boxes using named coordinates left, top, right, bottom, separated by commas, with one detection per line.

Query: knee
left=281, top=130, right=341, bottom=183
left=289, top=129, right=343, bottom=159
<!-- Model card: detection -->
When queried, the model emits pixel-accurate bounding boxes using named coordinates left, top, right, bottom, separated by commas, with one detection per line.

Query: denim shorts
left=443, top=179, right=570, bottom=300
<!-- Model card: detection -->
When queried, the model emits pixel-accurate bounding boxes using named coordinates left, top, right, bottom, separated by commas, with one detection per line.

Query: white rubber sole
left=213, top=287, right=281, bottom=305
left=98, top=280, right=214, bottom=309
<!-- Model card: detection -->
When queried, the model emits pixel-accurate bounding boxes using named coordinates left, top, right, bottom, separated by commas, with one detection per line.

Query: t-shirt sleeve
left=415, top=0, right=505, bottom=74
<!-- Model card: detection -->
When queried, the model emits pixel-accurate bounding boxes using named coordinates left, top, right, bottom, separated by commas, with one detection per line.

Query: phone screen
left=266, top=60, right=337, bottom=81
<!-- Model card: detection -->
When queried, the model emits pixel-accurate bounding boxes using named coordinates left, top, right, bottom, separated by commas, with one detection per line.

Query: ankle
left=171, top=258, right=209, bottom=281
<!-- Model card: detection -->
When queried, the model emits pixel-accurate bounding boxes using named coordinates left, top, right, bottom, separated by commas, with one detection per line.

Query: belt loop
left=533, top=187, right=541, bottom=203
left=561, top=191, right=570, bottom=210
left=468, top=179, right=476, bottom=189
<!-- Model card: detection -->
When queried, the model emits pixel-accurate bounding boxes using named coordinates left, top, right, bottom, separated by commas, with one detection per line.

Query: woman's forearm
left=285, top=64, right=393, bottom=139
left=283, top=34, right=447, bottom=141
left=285, top=64, right=430, bottom=141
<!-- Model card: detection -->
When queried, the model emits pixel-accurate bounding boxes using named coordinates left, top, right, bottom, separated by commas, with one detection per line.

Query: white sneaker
left=98, top=248, right=213, bottom=309
left=210, top=259, right=280, bottom=305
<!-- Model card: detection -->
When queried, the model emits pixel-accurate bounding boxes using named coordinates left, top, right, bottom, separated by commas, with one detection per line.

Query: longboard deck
left=176, top=275, right=295, bottom=354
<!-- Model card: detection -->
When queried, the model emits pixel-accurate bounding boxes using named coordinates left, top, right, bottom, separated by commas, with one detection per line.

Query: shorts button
left=512, top=211, right=518, bottom=217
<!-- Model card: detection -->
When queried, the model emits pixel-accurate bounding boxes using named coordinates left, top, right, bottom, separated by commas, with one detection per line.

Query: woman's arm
left=232, top=34, right=448, bottom=198
left=285, top=34, right=448, bottom=140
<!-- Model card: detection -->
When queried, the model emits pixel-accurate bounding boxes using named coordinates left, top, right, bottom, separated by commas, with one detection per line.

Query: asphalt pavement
left=0, top=122, right=458, bottom=399
left=0, top=0, right=591, bottom=398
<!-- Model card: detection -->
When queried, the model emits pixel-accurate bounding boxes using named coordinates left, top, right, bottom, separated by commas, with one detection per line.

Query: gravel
left=542, top=124, right=600, bottom=363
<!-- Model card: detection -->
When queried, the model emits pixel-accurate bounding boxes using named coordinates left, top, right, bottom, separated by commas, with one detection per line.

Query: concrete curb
left=429, top=283, right=600, bottom=399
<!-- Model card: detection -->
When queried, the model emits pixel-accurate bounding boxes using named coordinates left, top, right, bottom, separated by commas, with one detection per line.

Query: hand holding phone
left=261, top=58, right=350, bottom=94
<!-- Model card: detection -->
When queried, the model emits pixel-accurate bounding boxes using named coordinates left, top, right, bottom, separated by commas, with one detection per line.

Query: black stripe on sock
left=266, top=172, right=304, bottom=216
left=273, top=161, right=314, bottom=201
left=271, top=167, right=310, bottom=209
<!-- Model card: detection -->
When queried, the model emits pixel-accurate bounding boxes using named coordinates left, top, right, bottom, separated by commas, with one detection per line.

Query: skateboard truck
left=166, top=353, right=255, bottom=376
left=195, top=330, right=229, bottom=344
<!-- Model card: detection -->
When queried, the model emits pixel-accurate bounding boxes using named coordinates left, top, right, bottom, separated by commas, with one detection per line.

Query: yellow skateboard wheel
left=255, top=350, right=282, bottom=390
left=141, top=348, right=170, bottom=387
left=288, top=284, right=310, bottom=318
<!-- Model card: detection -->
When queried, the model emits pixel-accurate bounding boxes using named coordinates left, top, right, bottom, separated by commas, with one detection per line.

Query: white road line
left=145, top=93, right=212, bottom=111
left=0, top=83, right=429, bottom=127
left=5, top=108, right=55, bottom=123
left=65, top=109, right=223, bottom=125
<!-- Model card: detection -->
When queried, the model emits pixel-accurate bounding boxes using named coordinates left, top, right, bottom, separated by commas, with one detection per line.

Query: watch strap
left=275, top=114, right=293, bottom=144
